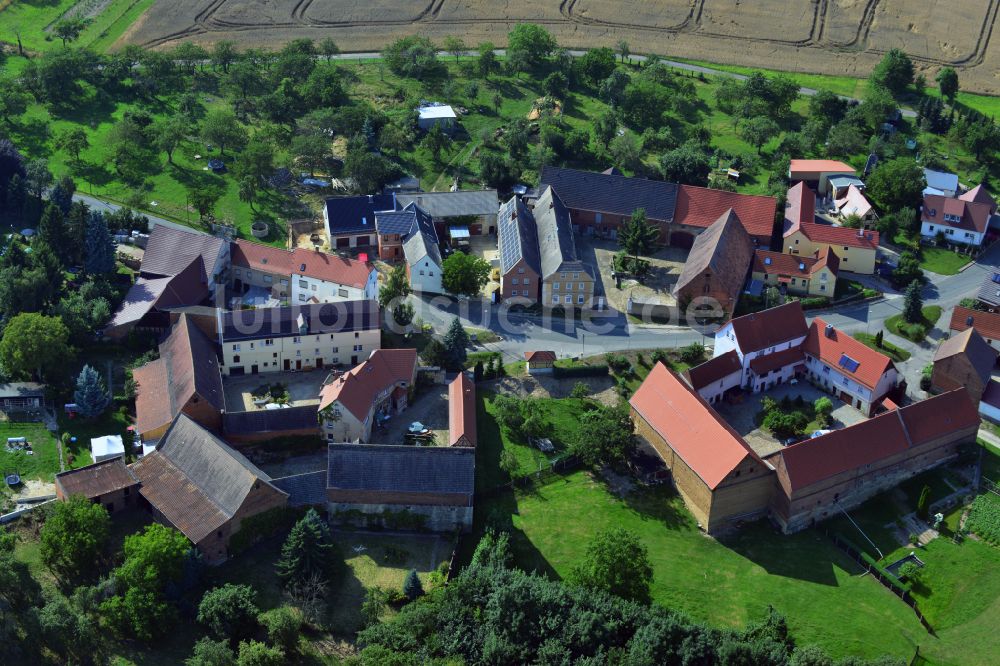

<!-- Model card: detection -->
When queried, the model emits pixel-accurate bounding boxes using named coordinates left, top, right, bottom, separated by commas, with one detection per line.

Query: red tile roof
left=774, top=389, right=979, bottom=492
left=794, top=222, right=880, bottom=250
left=674, top=185, right=777, bottom=241
left=803, top=318, right=894, bottom=390
left=231, top=240, right=374, bottom=289
left=950, top=306, right=1000, bottom=342
left=133, top=359, right=172, bottom=436
left=749, top=346, right=804, bottom=375
left=525, top=350, right=557, bottom=362
left=318, top=348, right=418, bottom=419
left=921, top=194, right=992, bottom=234
left=959, top=184, right=996, bottom=209
left=783, top=182, right=815, bottom=235
left=685, top=350, right=742, bottom=391
left=728, top=301, right=809, bottom=354
left=630, top=364, right=760, bottom=489
left=448, top=373, right=477, bottom=447
left=789, top=159, right=856, bottom=175
left=753, top=251, right=818, bottom=278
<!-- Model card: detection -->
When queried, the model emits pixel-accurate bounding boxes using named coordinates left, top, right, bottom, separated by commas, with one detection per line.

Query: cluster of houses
left=631, top=301, right=981, bottom=534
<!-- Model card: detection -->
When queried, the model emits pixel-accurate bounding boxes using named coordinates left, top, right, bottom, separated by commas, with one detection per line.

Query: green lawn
left=886, top=306, right=943, bottom=342
left=57, top=409, right=131, bottom=469
left=0, top=0, right=78, bottom=53
left=0, top=420, right=89, bottom=482
left=498, top=471, right=928, bottom=661
left=853, top=332, right=912, bottom=362
left=920, top=248, right=971, bottom=275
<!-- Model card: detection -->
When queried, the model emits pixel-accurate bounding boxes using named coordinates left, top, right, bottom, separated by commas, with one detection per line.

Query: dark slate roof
left=375, top=209, right=417, bottom=236
left=223, top=406, right=319, bottom=436
left=540, top=165, right=678, bottom=222
left=498, top=195, right=541, bottom=275
left=403, top=202, right=438, bottom=243
left=327, top=444, right=475, bottom=495
left=403, top=224, right=442, bottom=268
left=140, top=225, right=224, bottom=285
left=221, top=300, right=379, bottom=341
left=324, top=195, right=394, bottom=235
left=396, top=190, right=498, bottom=218
left=271, top=471, right=327, bottom=507
left=977, top=271, right=1000, bottom=307
left=535, top=186, right=591, bottom=280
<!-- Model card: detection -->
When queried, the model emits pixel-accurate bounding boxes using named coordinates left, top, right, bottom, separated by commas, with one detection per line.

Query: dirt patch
left=490, top=373, right=618, bottom=406
left=580, top=236, right=686, bottom=313
left=122, top=0, right=1000, bottom=94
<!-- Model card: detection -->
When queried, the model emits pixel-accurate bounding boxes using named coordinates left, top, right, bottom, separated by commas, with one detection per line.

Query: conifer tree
left=275, top=508, right=335, bottom=587
left=85, top=212, right=116, bottom=274
left=442, top=317, right=469, bottom=371
left=402, top=569, right=424, bottom=600
left=73, top=365, right=110, bottom=418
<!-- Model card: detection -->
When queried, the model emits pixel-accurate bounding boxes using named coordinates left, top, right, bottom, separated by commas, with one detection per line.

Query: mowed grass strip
left=502, top=471, right=925, bottom=660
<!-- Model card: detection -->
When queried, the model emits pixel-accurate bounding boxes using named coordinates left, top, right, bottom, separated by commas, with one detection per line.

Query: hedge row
left=553, top=364, right=609, bottom=379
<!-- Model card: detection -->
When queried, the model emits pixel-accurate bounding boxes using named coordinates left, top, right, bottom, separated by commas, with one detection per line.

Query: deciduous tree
left=0, top=312, right=74, bottom=382
left=201, top=108, right=247, bottom=156
left=442, top=251, right=490, bottom=297
left=871, top=49, right=914, bottom=97
left=55, top=127, right=89, bottom=164
left=866, top=157, right=925, bottom=213
left=198, top=584, right=259, bottom=642
left=936, top=67, right=959, bottom=103
left=569, top=528, right=653, bottom=604
left=39, top=496, right=110, bottom=581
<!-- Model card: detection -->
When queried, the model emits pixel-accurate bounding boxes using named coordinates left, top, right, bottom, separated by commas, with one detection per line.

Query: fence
left=826, top=530, right=935, bottom=635
left=475, top=454, right=582, bottom=501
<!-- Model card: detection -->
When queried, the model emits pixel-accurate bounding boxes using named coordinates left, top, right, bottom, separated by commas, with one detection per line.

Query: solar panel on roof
left=838, top=354, right=860, bottom=372
left=992, top=273, right=1000, bottom=284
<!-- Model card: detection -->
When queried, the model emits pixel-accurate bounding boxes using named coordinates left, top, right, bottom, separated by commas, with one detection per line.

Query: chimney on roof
left=824, top=323, right=834, bottom=338
left=967, top=315, right=975, bottom=326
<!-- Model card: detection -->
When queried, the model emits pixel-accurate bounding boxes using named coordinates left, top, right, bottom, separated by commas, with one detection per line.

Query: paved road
left=333, top=49, right=917, bottom=118
left=73, top=193, right=205, bottom=235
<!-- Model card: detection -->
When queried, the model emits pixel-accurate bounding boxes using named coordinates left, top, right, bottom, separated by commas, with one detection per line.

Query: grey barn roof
left=977, top=271, right=1000, bottom=308
left=221, top=300, right=379, bottom=341
left=139, top=225, right=224, bottom=285
left=498, top=195, right=541, bottom=275
left=404, top=224, right=442, bottom=268
left=327, top=444, right=475, bottom=495
left=223, top=406, right=319, bottom=436
left=271, top=471, right=327, bottom=507
left=540, top=165, right=678, bottom=222
left=396, top=190, right=499, bottom=218
left=535, top=187, right=590, bottom=280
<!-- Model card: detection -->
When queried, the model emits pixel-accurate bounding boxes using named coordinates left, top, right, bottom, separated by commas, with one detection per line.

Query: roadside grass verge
left=885, top=306, right=942, bottom=342
left=853, top=332, right=912, bottom=362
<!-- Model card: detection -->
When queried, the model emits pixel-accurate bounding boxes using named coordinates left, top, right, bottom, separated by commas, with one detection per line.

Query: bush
left=258, top=606, right=303, bottom=653
left=570, top=381, right=590, bottom=399
left=800, top=296, right=831, bottom=310
left=606, top=353, right=631, bottom=375
left=650, top=349, right=670, bottom=368
left=197, top=584, right=259, bottom=642
left=678, top=343, right=705, bottom=365
left=553, top=364, right=608, bottom=379
left=897, top=561, right=920, bottom=581
left=762, top=410, right=808, bottom=440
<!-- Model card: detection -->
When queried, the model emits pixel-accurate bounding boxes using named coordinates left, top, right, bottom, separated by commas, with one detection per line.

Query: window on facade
left=523, top=278, right=529, bottom=284
left=820, top=285, right=826, bottom=291
left=429, top=271, right=434, bottom=276
left=298, top=294, right=307, bottom=302
left=311, top=284, right=317, bottom=291
left=419, top=270, right=425, bottom=275
left=577, top=295, right=584, bottom=304
left=595, top=212, right=603, bottom=223
left=338, top=288, right=348, bottom=297
left=273, top=352, right=277, bottom=358
left=280, top=279, right=288, bottom=285
left=299, top=280, right=308, bottom=288
left=296, top=350, right=301, bottom=357
left=232, top=344, right=240, bottom=351
left=512, top=278, right=519, bottom=285
left=331, top=347, right=338, bottom=353
left=565, top=282, right=573, bottom=291
left=565, top=295, right=572, bottom=303
left=233, top=355, right=241, bottom=363
left=560, top=273, right=566, bottom=279
left=553, top=282, right=560, bottom=290
left=293, top=336, right=301, bottom=344
left=353, top=344, right=363, bottom=351
left=264, top=339, right=274, bottom=346
left=579, top=282, right=584, bottom=290
left=354, top=332, right=359, bottom=338
left=552, top=295, right=559, bottom=304
left=573, top=273, right=578, bottom=279
left=264, top=275, right=272, bottom=283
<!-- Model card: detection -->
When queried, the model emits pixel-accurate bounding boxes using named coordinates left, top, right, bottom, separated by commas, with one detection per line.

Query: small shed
left=417, top=103, right=457, bottom=133
left=525, top=350, right=557, bottom=374
left=91, top=435, right=125, bottom=463
left=0, top=383, right=45, bottom=411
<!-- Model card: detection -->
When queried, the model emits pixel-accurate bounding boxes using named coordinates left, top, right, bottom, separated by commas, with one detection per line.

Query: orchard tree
left=658, top=142, right=711, bottom=186
left=738, top=116, right=780, bottom=154
left=569, top=528, right=653, bottom=604
left=0, top=313, right=74, bottom=382
left=866, top=157, right=925, bottom=213
left=477, top=42, right=500, bottom=79
left=153, top=116, right=187, bottom=164
left=442, top=251, right=490, bottom=297
left=201, top=108, right=247, bottom=156
left=238, top=177, right=258, bottom=212
left=443, top=36, right=466, bottom=62
left=871, top=49, right=914, bottom=97
left=570, top=402, right=635, bottom=466
left=319, top=37, right=340, bottom=62
left=186, top=637, right=236, bottom=666
left=54, top=18, right=87, bottom=47
left=936, top=67, right=959, bottom=103
left=507, top=23, right=556, bottom=71
left=383, top=36, right=440, bottom=79
left=55, top=127, right=89, bottom=163
left=74, top=365, right=111, bottom=419
left=39, top=496, right=110, bottom=581
left=862, top=84, right=897, bottom=131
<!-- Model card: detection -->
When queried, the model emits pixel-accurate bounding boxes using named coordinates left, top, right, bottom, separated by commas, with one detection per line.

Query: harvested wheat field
left=121, top=0, right=1000, bottom=94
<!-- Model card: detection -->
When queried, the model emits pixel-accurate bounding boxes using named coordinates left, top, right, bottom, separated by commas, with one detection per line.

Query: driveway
left=377, top=383, right=450, bottom=446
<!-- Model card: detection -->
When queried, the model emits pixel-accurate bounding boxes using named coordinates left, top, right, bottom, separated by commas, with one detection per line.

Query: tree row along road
left=327, top=49, right=917, bottom=118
